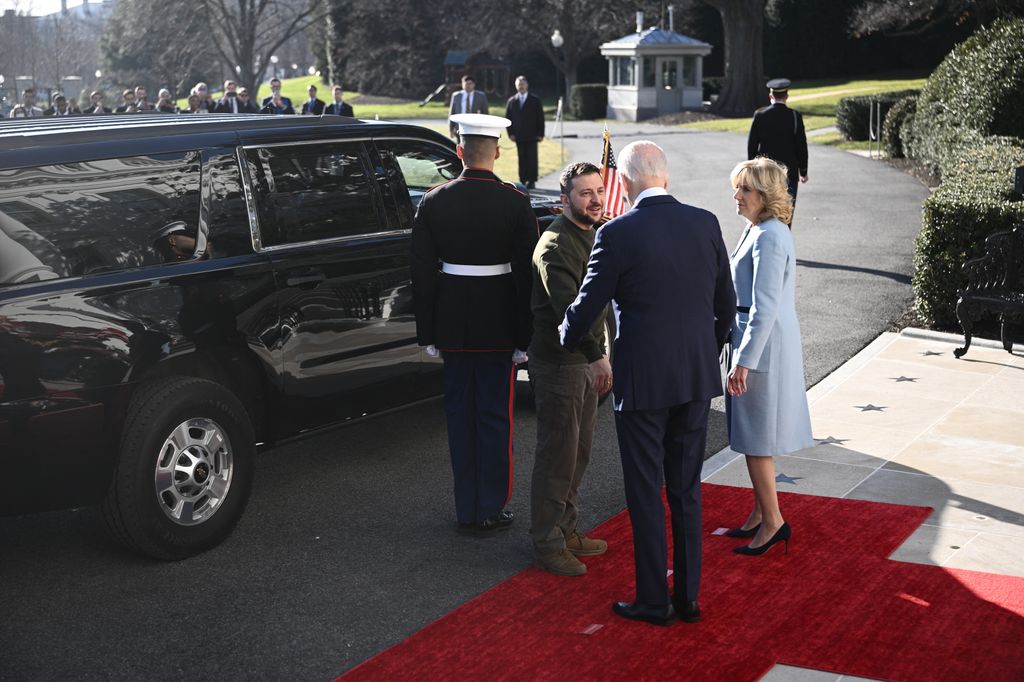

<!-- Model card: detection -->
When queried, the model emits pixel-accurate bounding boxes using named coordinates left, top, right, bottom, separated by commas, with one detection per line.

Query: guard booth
left=600, top=13, right=712, bottom=121
left=443, top=51, right=511, bottom=104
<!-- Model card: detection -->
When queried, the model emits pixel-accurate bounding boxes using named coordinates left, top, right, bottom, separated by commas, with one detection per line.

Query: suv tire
left=101, top=376, right=255, bottom=560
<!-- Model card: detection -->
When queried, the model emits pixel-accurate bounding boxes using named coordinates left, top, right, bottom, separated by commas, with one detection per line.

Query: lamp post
left=270, top=55, right=279, bottom=80
left=550, top=29, right=564, bottom=103
left=550, top=29, right=565, bottom=164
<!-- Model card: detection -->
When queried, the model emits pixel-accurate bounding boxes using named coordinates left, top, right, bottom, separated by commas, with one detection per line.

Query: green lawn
left=681, top=76, right=926, bottom=141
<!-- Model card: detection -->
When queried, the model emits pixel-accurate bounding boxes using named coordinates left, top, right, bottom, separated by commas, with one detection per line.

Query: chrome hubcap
left=154, top=418, right=233, bottom=526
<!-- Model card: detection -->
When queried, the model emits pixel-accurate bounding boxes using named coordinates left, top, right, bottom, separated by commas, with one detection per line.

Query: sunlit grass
left=679, top=76, right=925, bottom=144
left=419, top=124, right=566, bottom=182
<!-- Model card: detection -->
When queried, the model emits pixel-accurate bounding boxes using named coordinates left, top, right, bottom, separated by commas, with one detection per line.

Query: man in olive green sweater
left=529, top=162, right=613, bottom=576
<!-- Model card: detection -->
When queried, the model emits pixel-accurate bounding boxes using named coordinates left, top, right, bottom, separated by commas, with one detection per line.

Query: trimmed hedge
left=835, top=90, right=919, bottom=141
left=912, top=137, right=1024, bottom=326
left=907, top=18, right=1024, bottom=326
left=904, top=18, right=1024, bottom=179
left=881, top=96, right=916, bottom=159
left=570, top=84, right=607, bottom=120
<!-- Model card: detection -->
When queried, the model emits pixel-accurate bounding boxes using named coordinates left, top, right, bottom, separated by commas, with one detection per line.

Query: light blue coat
left=726, top=218, right=814, bottom=456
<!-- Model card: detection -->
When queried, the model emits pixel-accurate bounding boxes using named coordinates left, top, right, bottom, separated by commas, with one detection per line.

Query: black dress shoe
left=475, top=510, right=514, bottom=534
left=612, top=601, right=676, bottom=627
left=672, top=598, right=701, bottom=623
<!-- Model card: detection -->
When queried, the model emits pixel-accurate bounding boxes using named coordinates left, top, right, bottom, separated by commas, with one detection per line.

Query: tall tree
left=102, top=0, right=214, bottom=96
left=699, top=0, right=766, bottom=116
left=850, top=0, right=1024, bottom=37
left=475, top=0, right=641, bottom=104
left=200, top=0, right=329, bottom=98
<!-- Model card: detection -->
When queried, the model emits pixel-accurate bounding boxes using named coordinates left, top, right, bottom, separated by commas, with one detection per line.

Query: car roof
left=0, top=114, right=452, bottom=168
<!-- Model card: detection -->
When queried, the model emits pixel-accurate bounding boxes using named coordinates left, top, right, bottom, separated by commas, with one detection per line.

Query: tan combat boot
left=535, top=548, right=587, bottom=577
left=566, top=529, right=608, bottom=556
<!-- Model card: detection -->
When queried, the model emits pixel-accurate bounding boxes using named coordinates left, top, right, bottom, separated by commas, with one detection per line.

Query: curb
left=899, top=326, right=1020, bottom=352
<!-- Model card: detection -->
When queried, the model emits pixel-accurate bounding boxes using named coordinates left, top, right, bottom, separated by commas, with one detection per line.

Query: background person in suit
left=326, top=85, right=353, bottom=116
left=261, top=77, right=292, bottom=110
left=84, top=91, right=111, bottom=114
left=43, top=94, right=79, bottom=116
left=448, top=75, right=489, bottom=138
left=411, top=113, right=538, bottom=537
left=504, top=75, right=545, bottom=188
left=301, top=84, right=326, bottom=115
left=561, top=141, right=735, bottom=627
left=235, top=88, right=259, bottom=113
left=747, top=78, right=808, bottom=214
left=724, top=157, right=814, bottom=556
left=259, top=92, right=295, bottom=115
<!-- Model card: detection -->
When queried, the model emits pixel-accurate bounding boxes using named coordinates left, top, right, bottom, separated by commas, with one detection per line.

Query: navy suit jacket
left=560, top=194, right=735, bottom=411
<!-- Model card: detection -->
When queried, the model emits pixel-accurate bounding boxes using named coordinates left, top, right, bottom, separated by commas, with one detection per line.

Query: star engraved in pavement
left=817, top=436, right=849, bottom=445
left=890, top=376, right=918, bottom=382
left=920, top=350, right=943, bottom=357
left=775, top=473, right=803, bottom=485
left=855, top=404, right=886, bottom=412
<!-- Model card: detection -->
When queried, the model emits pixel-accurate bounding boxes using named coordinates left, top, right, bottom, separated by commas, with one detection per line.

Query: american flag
left=601, top=128, right=627, bottom=219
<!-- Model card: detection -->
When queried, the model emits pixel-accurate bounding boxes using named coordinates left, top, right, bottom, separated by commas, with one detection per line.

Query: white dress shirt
left=633, top=186, right=669, bottom=204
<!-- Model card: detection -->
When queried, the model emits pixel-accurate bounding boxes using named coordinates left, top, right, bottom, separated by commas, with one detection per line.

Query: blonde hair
left=730, top=157, right=793, bottom=225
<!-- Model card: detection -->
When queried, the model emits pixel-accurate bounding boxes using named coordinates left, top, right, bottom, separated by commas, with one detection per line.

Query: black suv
left=0, top=114, right=554, bottom=559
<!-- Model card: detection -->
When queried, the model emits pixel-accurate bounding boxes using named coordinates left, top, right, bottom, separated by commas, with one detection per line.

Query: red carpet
left=340, top=484, right=1024, bottom=681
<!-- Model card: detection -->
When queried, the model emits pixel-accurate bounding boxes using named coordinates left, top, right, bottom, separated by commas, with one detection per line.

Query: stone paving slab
left=703, top=328, right=1024, bottom=578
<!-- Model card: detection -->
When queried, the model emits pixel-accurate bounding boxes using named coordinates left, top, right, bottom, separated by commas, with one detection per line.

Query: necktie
left=463, top=92, right=469, bottom=114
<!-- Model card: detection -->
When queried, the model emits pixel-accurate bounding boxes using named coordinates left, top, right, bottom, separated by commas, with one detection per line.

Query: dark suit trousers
left=516, top=140, right=539, bottom=184
left=442, top=351, right=515, bottom=524
left=786, top=167, right=800, bottom=204
left=613, top=399, right=709, bottom=606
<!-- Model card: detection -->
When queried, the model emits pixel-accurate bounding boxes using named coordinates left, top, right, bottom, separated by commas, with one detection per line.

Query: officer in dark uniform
left=747, top=78, right=809, bottom=216
left=411, top=113, right=539, bottom=535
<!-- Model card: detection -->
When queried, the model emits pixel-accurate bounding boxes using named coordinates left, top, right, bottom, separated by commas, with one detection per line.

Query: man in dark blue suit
left=560, top=141, right=735, bottom=626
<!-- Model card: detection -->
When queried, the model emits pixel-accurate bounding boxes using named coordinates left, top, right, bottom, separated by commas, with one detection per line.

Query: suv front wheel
left=101, top=376, right=255, bottom=560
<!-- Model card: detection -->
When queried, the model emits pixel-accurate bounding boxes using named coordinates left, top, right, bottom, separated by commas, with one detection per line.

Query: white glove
left=425, top=344, right=440, bottom=358
left=512, top=349, right=529, bottom=365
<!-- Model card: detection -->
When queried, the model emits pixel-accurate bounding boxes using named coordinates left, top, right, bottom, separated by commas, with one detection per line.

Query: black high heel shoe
left=725, top=522, right=761, bottom=538
left=733, top=522, right=791, bottom=556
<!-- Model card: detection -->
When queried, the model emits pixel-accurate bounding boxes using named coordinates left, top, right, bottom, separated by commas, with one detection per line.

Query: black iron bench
left=954, top=226, right=1024, bottom=358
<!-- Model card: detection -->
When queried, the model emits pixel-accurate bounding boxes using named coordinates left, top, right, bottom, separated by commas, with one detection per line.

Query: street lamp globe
left=550, top=29, right=564, bottom=49
left=307, top=66, right=317, bottom=76
left=0, top=74, right=5, bottom=86
left=94, top=70, right=102, bottom=79
left=270, top=55, right=279, bottom=65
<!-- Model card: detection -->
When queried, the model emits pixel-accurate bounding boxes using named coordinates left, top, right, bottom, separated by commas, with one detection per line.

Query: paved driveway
left=0, top=124, right=929, bottom=682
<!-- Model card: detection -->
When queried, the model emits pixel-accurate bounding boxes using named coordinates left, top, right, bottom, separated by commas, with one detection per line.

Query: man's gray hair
left=618, top=140, right=668, bottom=181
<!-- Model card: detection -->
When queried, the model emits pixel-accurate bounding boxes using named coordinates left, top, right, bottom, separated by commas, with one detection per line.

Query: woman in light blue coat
left=725, top=158, right=814, bottom=556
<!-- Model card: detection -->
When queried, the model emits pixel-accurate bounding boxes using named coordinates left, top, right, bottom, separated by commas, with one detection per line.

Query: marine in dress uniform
left=411, top=113, right=539, bottom=535
left=747, top=78, right=808, bottom=211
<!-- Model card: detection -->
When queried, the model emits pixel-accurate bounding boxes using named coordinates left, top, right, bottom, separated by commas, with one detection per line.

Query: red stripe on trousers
left=506, top=364, right=515, bottom=504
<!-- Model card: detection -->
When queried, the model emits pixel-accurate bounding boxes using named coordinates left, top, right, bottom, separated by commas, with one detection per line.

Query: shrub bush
left=570, top=84, right=607, bottom=120
left=881, top=96, right=916, bottom=159
left=905, top=18, right=1024, bottom=178
left=702, top=76, right=726, bottom=102
left=835, top=90, right=919, bottom=141
left=912, top=137, right=1024, bottom=326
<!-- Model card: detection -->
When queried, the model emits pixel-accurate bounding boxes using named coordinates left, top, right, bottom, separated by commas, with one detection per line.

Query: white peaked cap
left=450, top=113, right=511, bottom=139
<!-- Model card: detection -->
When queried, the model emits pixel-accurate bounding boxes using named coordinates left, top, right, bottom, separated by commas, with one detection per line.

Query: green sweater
left=529, top=214, right=607, bottom=364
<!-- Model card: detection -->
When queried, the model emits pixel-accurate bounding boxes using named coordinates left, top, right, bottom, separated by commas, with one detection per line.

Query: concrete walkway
left=702, top=328, right=1024, bottom=681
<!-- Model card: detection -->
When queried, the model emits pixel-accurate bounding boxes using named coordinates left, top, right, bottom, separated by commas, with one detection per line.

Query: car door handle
left=285, top=271, right=326, bottom=287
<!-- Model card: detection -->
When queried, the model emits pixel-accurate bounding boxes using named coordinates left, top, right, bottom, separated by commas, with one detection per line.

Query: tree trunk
left=704, top=0, right=766, bottom=117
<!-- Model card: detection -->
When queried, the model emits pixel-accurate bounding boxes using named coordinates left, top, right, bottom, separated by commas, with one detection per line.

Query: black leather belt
left=737, top=306, right=751, bottom=313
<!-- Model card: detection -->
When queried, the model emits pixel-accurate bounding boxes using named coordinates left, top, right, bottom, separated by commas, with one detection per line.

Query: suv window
left=243, top=142, right=383, bottom=247
left=379, top=140, right=461, bottom=207
left=0, top=152, right=201, bottom=285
